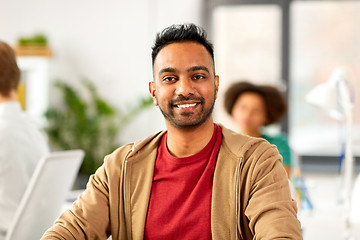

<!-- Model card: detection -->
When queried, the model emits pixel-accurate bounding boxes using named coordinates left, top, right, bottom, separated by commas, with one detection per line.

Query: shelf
left=15, top=45, right=52, bottom=57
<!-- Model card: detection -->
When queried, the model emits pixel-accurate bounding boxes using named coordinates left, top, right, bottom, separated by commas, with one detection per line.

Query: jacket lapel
left=211, top=125, right=251, bottom=240
left=211, top=142, right=241, bottom=240
left=124, top=132, right=165, bottom=240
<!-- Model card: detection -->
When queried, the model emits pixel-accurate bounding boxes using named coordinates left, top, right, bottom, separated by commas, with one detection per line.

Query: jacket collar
left=219, top=124, right=265, bottom=158
left=127, top=124, right=256, bottom=161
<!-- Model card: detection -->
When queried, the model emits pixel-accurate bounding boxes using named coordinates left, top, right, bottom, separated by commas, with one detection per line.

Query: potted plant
left=15, top=34, right=52, bottom=57
left=44, top=79, right=153, bottom=187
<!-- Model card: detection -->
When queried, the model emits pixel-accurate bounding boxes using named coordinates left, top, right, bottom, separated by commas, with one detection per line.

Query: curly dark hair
left=151, top=23, right=214, bottom=66
left=224, top=81, right=286, bottom=125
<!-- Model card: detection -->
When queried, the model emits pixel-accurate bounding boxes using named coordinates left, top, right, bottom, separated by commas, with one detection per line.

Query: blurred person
left=0, top=41, right=49, bottom=239
left=224, top=81, right=292, bottom=177
left=42, top=24, right=301, bottom=239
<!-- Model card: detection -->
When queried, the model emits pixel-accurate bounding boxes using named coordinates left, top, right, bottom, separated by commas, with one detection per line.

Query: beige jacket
left=42, top=126, right=302, bottom=240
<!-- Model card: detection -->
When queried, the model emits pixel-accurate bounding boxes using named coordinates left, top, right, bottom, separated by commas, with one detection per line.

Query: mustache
left=169, top=95, right=205, bottom=105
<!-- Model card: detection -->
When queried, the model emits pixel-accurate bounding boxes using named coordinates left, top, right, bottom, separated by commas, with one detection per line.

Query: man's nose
left=175, top=78, right=195, bottom=96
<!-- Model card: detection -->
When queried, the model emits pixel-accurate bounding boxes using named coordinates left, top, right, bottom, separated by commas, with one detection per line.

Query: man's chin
left=166, top=116, right=211, bottom=129
left=159, top=104, right=214, bottom=129
left=170, top=122, right=202, bottom=129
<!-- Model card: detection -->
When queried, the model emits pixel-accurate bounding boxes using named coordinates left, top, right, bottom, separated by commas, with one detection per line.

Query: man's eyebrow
left=159, top=67, right=177, bottom=75
left=187, top=66, right=210, bottom=74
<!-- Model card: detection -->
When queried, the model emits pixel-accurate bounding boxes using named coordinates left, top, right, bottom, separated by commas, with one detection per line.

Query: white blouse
left=0, top=101, right=49, bottom=237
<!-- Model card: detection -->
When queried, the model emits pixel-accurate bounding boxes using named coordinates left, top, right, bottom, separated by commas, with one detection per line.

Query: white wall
left=0, top=0, right=204, bottom=144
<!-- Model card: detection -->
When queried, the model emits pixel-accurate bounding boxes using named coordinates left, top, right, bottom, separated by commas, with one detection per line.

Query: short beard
left=156, top=91, right=216, bottom=129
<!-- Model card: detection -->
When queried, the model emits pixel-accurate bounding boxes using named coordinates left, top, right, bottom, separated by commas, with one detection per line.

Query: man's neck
left=165, top=118, right=215, bottom=158
left=0, top=90, right=17, bottom=103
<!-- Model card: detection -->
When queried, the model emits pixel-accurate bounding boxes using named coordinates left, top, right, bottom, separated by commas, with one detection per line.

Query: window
left=289, top=1, right=360, bottom=156
left=208, top=0, right=360, bottom=158
left=212, top=4, right=282, bottom=131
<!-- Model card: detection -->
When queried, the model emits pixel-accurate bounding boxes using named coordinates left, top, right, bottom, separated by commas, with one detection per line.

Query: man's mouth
left=176, top=103, right=197, bottom=109
left=170, top=96, right=204, bottom=110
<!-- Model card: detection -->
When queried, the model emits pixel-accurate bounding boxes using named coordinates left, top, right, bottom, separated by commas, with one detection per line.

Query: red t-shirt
left=144, top=124, right=222, bottom=239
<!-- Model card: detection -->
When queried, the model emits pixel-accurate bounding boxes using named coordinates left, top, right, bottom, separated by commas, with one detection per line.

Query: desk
left=299, top=173, right=360, bottom=240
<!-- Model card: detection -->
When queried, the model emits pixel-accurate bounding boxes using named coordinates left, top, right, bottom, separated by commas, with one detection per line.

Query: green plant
left=18, top=34, right=48, bottom=46
left=44, top=79, right=153, bottom=177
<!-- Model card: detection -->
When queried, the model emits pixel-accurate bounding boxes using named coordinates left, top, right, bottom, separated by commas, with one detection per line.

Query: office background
left=1, top=0, right=359, bottom=170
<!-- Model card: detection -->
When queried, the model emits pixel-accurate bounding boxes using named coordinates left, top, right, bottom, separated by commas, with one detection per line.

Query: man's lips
left=175, top=102, right=198, bottom=109
left=169, top=96, right=204, bottom=109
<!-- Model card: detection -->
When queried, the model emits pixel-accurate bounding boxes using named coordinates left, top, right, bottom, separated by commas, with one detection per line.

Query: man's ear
left=214, top=75, right=219, bottom=99
left=149, top=81, right=158, bottom=106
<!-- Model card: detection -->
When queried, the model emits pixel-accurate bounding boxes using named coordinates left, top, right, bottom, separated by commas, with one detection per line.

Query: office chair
left=5, top=150, right=84, bottom=240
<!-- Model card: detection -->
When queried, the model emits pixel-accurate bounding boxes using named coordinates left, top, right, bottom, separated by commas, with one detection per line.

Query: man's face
left=149, top=41, right=219, bottom=129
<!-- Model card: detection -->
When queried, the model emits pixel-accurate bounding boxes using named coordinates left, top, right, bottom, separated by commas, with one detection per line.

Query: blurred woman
left=224, top=81, right=292, bottom=177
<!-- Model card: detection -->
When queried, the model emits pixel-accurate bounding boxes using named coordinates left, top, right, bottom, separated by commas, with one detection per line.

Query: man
left=0, top=41, right=49, bottom=239
left=42, top=24, right=301, bottom=239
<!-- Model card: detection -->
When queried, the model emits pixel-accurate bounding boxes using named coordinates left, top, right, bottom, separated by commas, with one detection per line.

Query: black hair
left=151, top=23, right=214, bottom=66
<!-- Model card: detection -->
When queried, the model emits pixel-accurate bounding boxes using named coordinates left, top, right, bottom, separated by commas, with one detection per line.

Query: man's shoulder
left=219, top=124, right=276, bottom=160
left=220, top=125, right=266, bottom=147
left=0, top=120, right=21, bottom=144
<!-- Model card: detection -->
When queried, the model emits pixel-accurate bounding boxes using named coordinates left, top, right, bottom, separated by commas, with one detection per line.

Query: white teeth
left=177, top=103, right=197, bottom=108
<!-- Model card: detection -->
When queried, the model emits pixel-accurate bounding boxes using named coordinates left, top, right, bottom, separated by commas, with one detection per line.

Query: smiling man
left=150, top=41, right=217, bottom=130
left=42, top=24, right=302, bottom=240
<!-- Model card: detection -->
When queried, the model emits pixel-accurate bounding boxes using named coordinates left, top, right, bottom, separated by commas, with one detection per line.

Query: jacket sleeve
left=243, top=141, right=302, bottom=240
left=41, top=156, right=114, bottom=239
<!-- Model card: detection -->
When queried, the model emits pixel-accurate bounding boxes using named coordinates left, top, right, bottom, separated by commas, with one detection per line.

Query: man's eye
left=163, top=76, right=177, bottom=82
left=193, top=75, right=205, bottom=80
